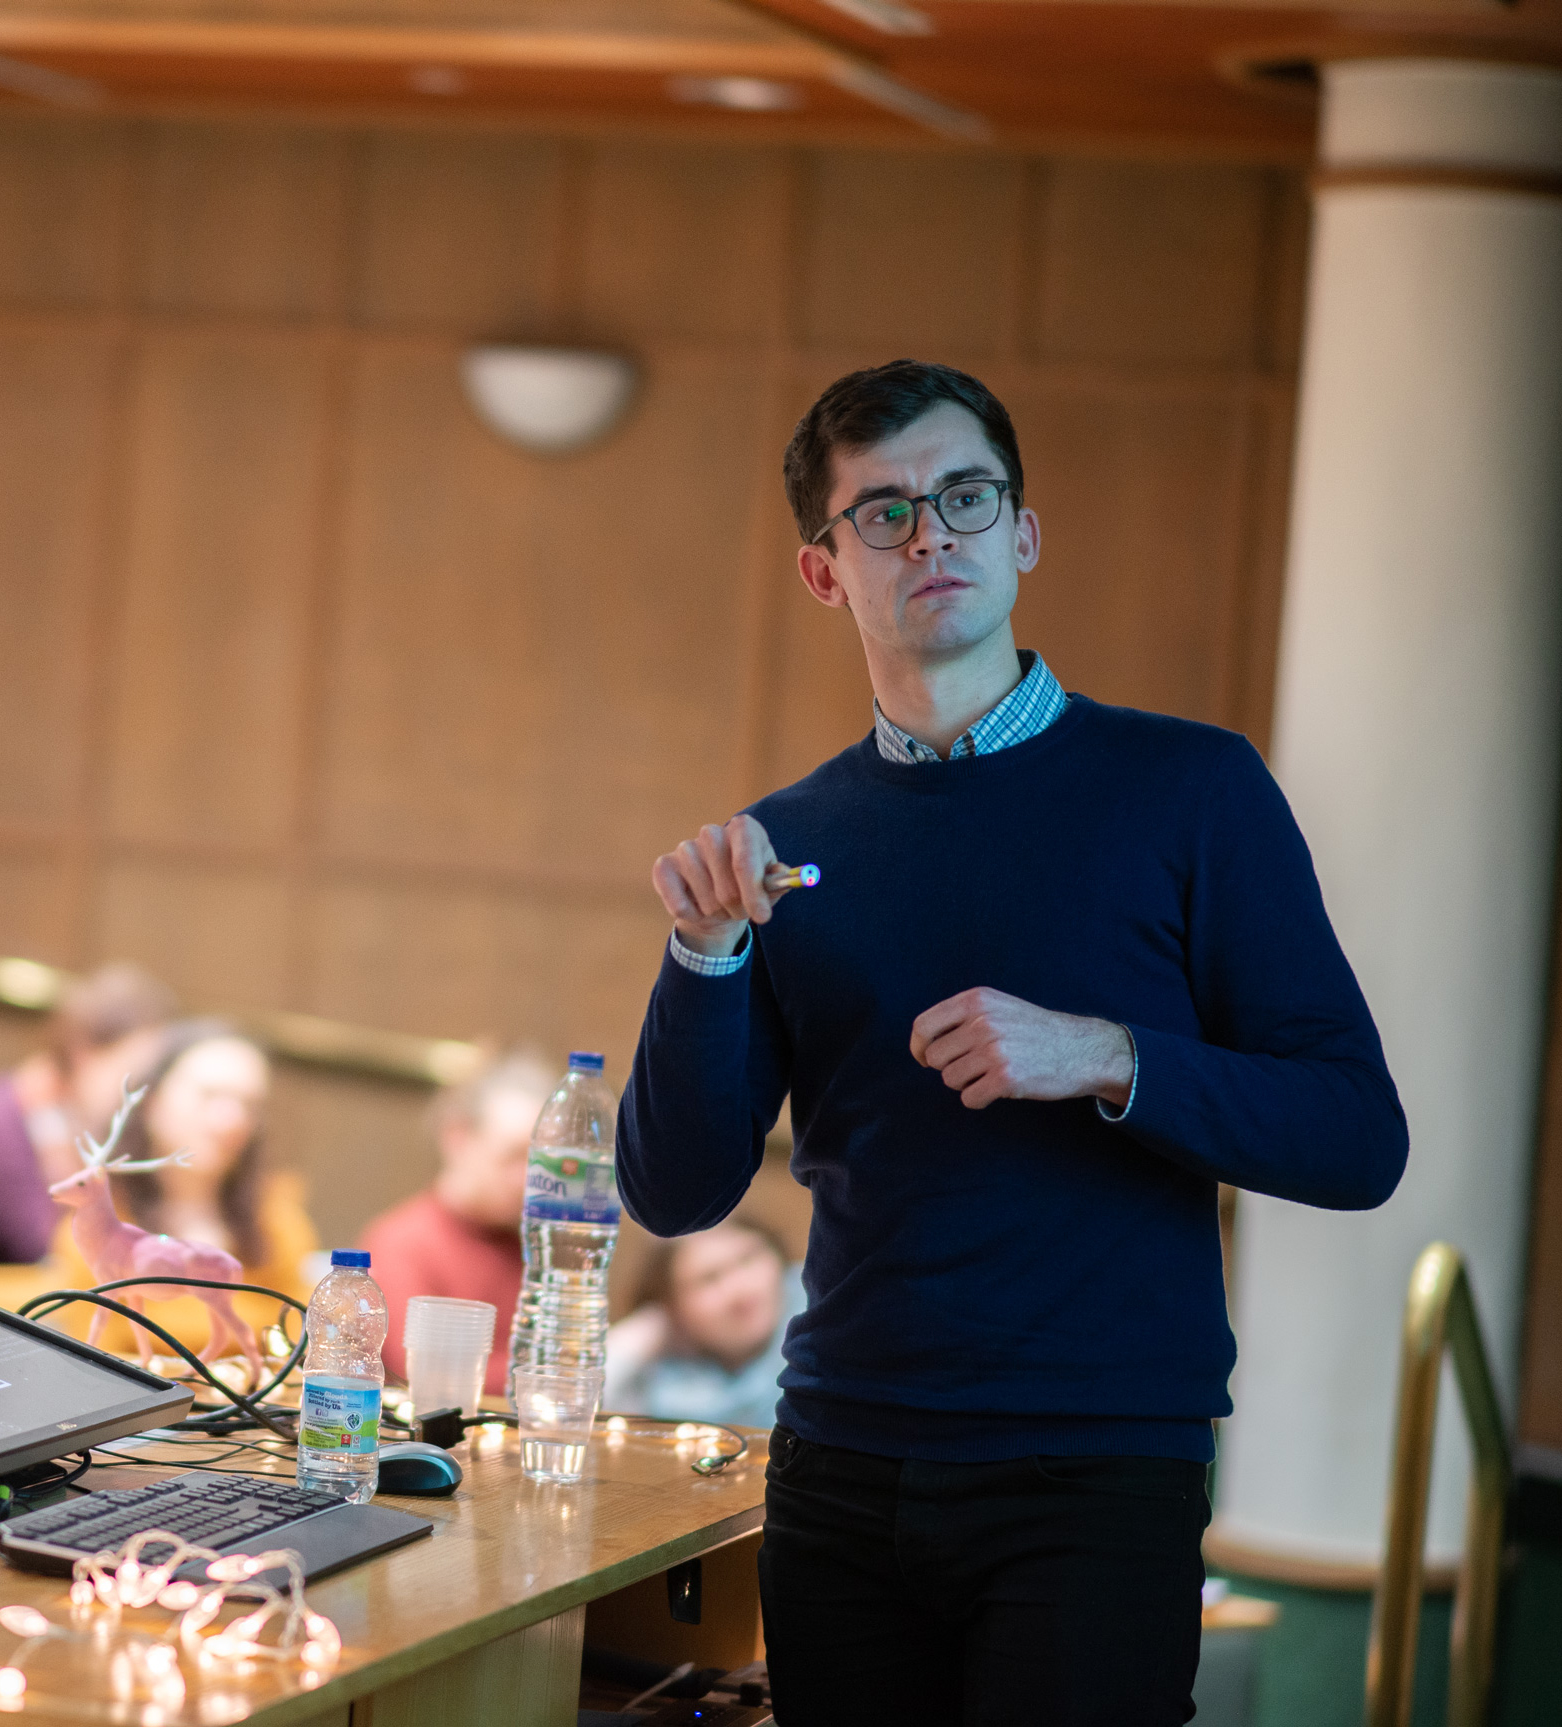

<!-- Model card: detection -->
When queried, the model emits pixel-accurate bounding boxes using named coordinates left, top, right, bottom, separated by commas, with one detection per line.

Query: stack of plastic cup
left=403, top=1297, right=496, bottom=1418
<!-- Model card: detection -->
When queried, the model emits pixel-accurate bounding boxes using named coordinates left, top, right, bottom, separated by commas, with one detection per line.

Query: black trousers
left=757, top=1427, right=1210, bottom=1727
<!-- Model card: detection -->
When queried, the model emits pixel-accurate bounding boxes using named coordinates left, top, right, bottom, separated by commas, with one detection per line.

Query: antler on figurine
left=71, top=1078, right=192, bottom=1175
left=72, top=1077, right=148, bottom=1167
left=49, top=1077, right=263, bottom=1388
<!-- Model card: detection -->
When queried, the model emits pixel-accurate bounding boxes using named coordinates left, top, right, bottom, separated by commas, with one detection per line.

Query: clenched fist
left=911, top=987, right=1134, bottom=1111
left=652, top=814, right=801, bottom=959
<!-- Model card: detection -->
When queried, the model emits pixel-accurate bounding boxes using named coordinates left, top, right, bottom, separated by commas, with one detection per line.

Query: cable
left=22, top=1276, right=310, bottom=1417
left=412, top=1406, right=749, bottom=1474
left=19, top=1280, right=746, bottom=1477
left=0, top=1452, right=92, bottom=1521
left=17, top=1287, right=299, bottom=1441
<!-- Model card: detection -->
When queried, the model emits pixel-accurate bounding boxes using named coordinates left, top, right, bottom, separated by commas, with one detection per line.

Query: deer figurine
left=48, top=1080, right=264, bottom=1388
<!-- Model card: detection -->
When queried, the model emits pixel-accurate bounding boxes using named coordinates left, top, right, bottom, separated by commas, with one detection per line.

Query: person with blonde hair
left=360, top=1049, right=558, bottom=1397
left=50, top=1019, right=317, bottom=1363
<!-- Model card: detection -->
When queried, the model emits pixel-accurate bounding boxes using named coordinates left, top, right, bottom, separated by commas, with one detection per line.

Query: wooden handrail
left=1366, top=1242, right=1510, bottom=1727
left=0, top=956, right=483, bottom=1089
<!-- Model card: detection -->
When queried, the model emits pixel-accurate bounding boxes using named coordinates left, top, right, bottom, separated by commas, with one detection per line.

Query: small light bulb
left=70, top=1579, right=95, bottom=1609
left=153, top=1672, right=187, bottom=1709
left=204, top=1633, right=262, bottom=1661
left=157, top=1582, right=200, bottom=1610
left=0, top=1669, right=26, bottom=1700
left=303, top=1615, right=340, bottom=1656
left=0, top=1606, right=49, bottom=1639
left=110, top=1649, right=136, bottom=1701
left=204, top=1556, right=258, bottom=1582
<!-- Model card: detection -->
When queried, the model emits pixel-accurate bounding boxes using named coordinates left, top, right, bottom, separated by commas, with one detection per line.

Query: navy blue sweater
left=617, top=697, right=1407, bottom=1462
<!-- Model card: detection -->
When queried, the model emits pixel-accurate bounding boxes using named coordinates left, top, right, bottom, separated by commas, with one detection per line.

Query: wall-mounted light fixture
left=459, top=347, right=638, bottom=454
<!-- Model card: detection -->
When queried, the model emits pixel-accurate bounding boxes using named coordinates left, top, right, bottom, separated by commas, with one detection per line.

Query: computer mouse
left=377, top=1441, right=464, bottom=1497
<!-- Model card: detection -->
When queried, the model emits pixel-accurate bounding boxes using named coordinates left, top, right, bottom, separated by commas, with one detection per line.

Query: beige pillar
left=1214, top=61, right=1562, bottom=1573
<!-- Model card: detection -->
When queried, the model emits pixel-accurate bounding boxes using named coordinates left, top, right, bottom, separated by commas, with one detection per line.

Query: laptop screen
left=0, top=1311, right=192, bottom=1477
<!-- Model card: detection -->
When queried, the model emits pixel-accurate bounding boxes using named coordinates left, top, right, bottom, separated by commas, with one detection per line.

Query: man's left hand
left=910, top=988, right=1135, bottom=1112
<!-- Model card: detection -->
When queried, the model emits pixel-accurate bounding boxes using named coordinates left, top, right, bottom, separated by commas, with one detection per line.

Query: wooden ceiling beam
left=0, top=9, right=989, bottom=139
left=0, top=18, right=834, bottom=79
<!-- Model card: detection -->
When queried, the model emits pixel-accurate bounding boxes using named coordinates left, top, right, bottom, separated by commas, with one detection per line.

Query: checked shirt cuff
left=669, top=927, right=752, bottom=977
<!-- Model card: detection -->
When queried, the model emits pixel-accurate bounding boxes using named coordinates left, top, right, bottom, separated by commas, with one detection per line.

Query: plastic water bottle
left=297, top=1249, right=387, bottom=1504
left=508, top=1053, right=619, bottom=1478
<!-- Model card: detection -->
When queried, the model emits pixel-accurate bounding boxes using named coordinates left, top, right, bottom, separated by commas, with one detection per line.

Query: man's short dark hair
left=782, top=360, right=1024, bottom=549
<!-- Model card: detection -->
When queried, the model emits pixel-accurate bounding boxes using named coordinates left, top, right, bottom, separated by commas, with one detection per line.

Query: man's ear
left=1014, top=505, right=1040, bottom=574
left=798, top=543, right=851, bottom=610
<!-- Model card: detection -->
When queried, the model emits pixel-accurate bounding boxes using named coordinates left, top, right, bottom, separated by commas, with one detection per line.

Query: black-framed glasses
left=812, top=479, right=1012, bottom=550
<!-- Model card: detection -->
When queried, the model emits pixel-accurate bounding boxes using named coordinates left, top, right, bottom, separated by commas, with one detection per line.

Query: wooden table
left=0, top=1426, right=767, bottom=1727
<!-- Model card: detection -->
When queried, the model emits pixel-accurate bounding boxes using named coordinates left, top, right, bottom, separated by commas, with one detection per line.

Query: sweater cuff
left=669, top=926, right=752, bottom=977
left=1095, top=1025, right=1139, bottom=1124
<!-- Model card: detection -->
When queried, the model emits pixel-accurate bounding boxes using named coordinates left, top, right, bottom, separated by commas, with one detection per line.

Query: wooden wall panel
left=105, top=329, right=329, bottom=849
left=1009, top=385, right=1249, bottom=724
left=0, top=856, right=75, bottom=966
left=766, top=552, right=875, bottom=791
left=306, top=880, right=669, bottom=1061
left=0, top=118, right=126, bottom=309
left=0, top=328, right=113, bottom=829
left=1032, top=161, right=1268, bottom=368
left=95, top=859, right=293, bottom=1010
left=800, top=153, right=1022, bottom=355
left=140, top=125, right=349, bottom=318
left=353, top=134, right=565, bottom=331
left=0, top=114, right=1306, bottom=1246
left=580, top=143, right=787, bottom=342
left=321, top=341, right=763, bottom=882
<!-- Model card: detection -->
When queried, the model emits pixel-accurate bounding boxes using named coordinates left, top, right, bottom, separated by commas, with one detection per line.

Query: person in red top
left=359, top=1050, right=557, bottom=1396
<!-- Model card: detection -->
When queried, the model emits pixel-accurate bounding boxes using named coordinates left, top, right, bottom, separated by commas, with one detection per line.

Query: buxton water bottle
left=297, top=1249, right=387, bottom=1504
left=508, top=1053, right=619, bottom=1481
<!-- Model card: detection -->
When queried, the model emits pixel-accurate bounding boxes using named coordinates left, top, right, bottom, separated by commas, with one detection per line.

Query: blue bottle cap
left=567, top=1051, right=605, bottom=1072
left=331, top=1249, right=371, bottom=1268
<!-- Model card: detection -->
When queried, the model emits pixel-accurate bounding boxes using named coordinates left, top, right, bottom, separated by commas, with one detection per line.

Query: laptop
left=0, top=1308, right=431, bottom=1587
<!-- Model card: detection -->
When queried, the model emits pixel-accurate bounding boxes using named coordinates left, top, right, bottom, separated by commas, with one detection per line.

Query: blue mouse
left=376, top=1441, right=464, bottom=1497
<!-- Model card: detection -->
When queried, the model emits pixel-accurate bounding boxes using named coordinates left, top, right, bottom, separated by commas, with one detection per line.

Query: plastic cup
left=403, top=1297, right=496, bottom=1418
left=511, top=1367, right=604, bottom=1483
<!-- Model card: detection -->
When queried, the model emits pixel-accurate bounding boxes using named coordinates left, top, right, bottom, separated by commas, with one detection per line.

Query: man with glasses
left=616, top=361, right=1406, bottom=1725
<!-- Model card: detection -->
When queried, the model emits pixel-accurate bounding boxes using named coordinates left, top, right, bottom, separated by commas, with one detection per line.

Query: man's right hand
left=652, top=814, right=790, bottom=958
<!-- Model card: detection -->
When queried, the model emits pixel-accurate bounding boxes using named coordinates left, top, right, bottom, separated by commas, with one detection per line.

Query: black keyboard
left=2, top=1471, right=343, bottom=1569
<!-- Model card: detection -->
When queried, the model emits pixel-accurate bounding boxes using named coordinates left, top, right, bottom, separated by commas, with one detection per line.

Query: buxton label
left=300, top=1379, right=381, bottom=1455
left=524, top=1148, right=621, bottom=1225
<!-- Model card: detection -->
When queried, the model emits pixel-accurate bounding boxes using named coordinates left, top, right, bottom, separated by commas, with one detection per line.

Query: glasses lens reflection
left=852, top=482, right=1004, bottom=548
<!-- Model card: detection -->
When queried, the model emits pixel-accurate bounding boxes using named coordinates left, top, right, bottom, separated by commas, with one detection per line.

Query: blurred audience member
left=604, top=1217, right=803, bottom=1430
left=52, top=1019, right=317, bottom=1356
left=0, top=963, right=177, bottom=1264
left=360, top=1050, right=557, bottom=1396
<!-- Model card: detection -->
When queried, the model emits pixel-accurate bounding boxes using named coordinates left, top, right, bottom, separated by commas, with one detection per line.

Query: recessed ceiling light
left=408, top=64, right=467, bottom=96
left=818, top=0, right=934, bottom=35
left=666, top=76, right=804, bottom=113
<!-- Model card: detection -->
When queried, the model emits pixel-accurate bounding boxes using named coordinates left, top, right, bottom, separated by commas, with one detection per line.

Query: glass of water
left=512, top=1367, right=604, bottom=1482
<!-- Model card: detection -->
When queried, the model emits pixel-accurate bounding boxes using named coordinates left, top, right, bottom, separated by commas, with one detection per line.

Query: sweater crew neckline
left=853, top=692, right=1093, bottom=787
